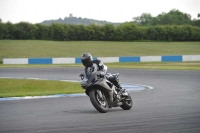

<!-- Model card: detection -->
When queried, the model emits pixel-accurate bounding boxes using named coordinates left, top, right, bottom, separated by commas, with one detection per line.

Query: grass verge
left=106, top=62, right=200, bottom=70
left=0, top=78, right=83, bottom=98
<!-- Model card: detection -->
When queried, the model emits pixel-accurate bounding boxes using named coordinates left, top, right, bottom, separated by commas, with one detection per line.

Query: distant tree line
left=0, top=9, right=200, bottom=41
left=41, top=16, right=121, bottom=26
left=133, top=9, right=200, bottom=27
left=40, top=9, right=199, bottom=27
left=0, top=22, right=199, bottom=41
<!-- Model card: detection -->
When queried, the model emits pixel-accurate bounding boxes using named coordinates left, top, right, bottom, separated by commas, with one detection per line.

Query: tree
left=116, top=22, right=140, bottom=41
left=133, top=13, right=153, bottom=26
left=152, top=9, right=192, bottom=25
left=101, top=24, right=115, bottom=41
left=192, top=13, right=200, bottom=26
left=35, top=24, right=51, bottom=40
left=14, top=22, right=37, bottom=39
left=0, top=22, right=16, bottom=39
left=133, top=9, right=192, bottom=26
left=51, top=23, right=68, bottom=41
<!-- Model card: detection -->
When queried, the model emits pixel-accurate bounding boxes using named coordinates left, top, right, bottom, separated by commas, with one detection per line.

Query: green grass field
left=1, top=40, right=200, bottom=63
left=1, top=40, right=200, bottom=70
left=0, top=40, right=200, bottom=97
left=0, top=78, right=83, bottom=98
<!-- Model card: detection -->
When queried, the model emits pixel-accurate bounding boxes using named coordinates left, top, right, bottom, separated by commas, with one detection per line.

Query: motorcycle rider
left=80, top=53, right=124, bottom=92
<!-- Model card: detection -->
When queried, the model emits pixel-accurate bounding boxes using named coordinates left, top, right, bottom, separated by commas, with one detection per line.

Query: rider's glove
left=96, top=71, right=105, bottom=78
left=79, top=73, right=85, bottom=80
left=100, top=72, right=105, bottom=76
left=79, top=73, right=84, bottom=77
left=81, top=80, right=87, bottom=89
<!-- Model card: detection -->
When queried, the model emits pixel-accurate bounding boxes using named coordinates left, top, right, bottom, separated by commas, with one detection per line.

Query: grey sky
left=0, top=0, right=199, bottom=23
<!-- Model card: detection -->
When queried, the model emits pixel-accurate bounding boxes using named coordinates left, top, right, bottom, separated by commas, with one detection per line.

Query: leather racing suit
left=83, top=59, right=122, bottom=89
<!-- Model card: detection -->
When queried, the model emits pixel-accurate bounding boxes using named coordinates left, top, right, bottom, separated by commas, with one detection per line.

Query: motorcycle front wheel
left=120, top=94, right=132, bottom=110
left=89, top=89, right=108, bottom=113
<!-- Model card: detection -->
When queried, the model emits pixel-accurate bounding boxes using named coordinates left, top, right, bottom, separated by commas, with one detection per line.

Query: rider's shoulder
left=92, top=59, right=102, bottom=64
left=93, top=60, right=104, bottom=67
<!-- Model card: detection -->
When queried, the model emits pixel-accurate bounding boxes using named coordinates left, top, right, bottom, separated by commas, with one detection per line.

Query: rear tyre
left=89, top=89, right=108, bottom=113
left=120, top=94, right=132, bottom=110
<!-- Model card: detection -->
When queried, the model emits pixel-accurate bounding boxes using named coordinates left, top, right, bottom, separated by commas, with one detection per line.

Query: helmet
left=81, top=53, right=93, bottom=67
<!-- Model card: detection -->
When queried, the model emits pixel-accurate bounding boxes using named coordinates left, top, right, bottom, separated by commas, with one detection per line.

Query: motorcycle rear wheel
left=89, top=89, right=108, bottom=113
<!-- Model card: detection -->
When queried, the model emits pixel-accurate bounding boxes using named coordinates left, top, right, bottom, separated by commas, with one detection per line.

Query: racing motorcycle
left=79, top=71, right=132, bottom=113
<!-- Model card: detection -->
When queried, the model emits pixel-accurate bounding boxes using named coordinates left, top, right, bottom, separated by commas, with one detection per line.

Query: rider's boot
left=108, top=73, right=127, bottom=96
left=112, top=79, right=127, bottom=96
left=115, top=84, right=123, bottom=91
left=115, top=84, right=127, bottom=96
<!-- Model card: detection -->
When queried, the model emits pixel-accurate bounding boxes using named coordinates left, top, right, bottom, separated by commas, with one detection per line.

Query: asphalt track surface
left=0, top=67, right=200, bottom=133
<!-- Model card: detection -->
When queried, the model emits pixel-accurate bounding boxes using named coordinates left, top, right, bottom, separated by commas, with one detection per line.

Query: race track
left=0, top=67, right=200, bottom=133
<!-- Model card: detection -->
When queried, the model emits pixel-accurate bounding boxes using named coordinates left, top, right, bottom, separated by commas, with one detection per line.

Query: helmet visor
left=81, top=57, right=92, bottom=67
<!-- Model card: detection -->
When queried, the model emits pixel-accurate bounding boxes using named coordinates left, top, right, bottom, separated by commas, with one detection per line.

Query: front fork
left=96, top=90, right=105, bottom=100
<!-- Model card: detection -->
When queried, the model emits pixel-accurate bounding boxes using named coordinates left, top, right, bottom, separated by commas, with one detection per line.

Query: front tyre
left=89, top=89, right=108, bottom=113
left=120, top=94, right=132, bottom=110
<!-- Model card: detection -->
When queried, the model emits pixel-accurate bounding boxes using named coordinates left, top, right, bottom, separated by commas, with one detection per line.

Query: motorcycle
left=79, top=71, right=132, bottom=113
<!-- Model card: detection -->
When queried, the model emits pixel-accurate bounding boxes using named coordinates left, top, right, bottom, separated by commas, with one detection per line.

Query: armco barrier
left=3, top=55, right=200, bottom=64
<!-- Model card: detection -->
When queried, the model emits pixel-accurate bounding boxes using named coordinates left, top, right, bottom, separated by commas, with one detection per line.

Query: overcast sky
left=0, top=0, right=199, bottom=24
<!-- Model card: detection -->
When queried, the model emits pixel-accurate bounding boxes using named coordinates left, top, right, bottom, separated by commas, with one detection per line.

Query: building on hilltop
left=69, top=14, right=73, bottom=18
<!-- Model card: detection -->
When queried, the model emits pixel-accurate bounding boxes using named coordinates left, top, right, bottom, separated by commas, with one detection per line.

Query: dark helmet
left=81, top=53, right=93, bottom=67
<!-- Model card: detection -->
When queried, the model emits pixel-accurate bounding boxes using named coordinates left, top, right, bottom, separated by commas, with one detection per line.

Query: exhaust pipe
left=112, top=101, right=123, bottom=107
